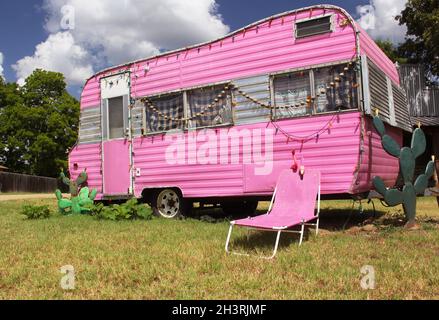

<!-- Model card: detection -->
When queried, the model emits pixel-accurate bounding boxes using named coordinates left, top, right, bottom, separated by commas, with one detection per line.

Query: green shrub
left=21, top=205, right=53, bottom=220
left=88, top=199, right=153, bottom=221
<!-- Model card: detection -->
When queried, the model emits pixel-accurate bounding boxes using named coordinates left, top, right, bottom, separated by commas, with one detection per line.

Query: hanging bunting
left=137, top=59, right=357, bottom=129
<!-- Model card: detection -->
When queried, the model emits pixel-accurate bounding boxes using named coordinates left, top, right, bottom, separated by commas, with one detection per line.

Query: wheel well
left=141, top=187, right=183, bottom=204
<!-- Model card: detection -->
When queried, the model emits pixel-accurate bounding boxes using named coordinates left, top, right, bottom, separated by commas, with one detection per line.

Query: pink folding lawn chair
left=225, top=169, right=321, bottom=259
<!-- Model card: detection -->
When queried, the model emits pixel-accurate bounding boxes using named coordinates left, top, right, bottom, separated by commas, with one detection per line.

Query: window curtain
left=188, top=86, right=232, bottom=128
left=146, top=94, right=184, bottom=132
left=314, top=65, right=358, bottom=113
left=274, top=71, right=312, bottom=119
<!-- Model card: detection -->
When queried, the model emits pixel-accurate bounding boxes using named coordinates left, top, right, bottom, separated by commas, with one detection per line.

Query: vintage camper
left=69, top=4, right=411, bottom=218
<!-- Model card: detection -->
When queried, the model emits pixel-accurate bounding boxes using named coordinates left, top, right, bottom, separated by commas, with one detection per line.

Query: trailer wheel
left=221, top=200, right=259, bottom=217
left=152, top=189, right=185, bottom=219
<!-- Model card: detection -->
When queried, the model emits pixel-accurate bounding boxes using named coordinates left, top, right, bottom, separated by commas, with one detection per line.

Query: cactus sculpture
left=55, top=170, right=97, bottom=215
left=372, top=115, right=435, bottom=226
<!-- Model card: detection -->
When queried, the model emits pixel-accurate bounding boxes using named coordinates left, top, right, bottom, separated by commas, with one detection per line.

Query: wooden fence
left=0, top=172, right=60, bottom=193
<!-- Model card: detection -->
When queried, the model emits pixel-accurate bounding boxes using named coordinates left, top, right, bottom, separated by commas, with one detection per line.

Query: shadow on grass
left=192, top=203, right=437, bottom=224
left=186, top=207, right=305, bottom=251
left=189, top=202, right=439, bottom=251
left=225, top=209, right=378, bottom=252
left=187, top=206, right=259, bottom=223
left=228, top=227, right=312, bottom=254
left=319, top=208, right=383, bottom=231
left=188, top=205, right=388, bottom=230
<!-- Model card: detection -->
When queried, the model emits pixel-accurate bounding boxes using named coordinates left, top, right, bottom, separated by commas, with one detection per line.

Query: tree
left=375, top=40, right=407, bottom=65
left=396, top=0, right=439, bottom=79
left=0, top=77, right=22, bottom=109
left=0, top=69, right=79, bottom=177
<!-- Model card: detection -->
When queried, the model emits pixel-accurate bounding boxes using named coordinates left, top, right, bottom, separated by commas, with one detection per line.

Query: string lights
left=139, top=84, right=232, bottom=122
left=232, top=59, right=358, bottom=111
left=270, top=111, right=339, bottom=143
left=136, top=59, right=358, bottom=135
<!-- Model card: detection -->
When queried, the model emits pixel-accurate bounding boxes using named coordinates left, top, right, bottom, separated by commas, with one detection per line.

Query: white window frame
left=100, top=72, right=131, bottom=141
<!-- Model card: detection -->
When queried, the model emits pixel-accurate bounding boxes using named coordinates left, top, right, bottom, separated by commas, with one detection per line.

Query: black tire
left=221, top=200, right=259, bottom=217
left=151, top=189, right=186, bottom=219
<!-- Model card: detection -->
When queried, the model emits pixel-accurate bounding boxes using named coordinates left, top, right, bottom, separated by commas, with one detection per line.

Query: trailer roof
left=88, top=4, right=358, bottom=81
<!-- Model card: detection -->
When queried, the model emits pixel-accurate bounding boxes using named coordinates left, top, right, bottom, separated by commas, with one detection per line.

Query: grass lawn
left=0, top=197, right=438, bottom=299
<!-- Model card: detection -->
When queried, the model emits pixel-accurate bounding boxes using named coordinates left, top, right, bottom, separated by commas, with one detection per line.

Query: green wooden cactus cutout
left=60, top=170, right=87, bottom=196
left=55, top=170, right=97, bottom=215
left=372, top=116, right=434, bottom=225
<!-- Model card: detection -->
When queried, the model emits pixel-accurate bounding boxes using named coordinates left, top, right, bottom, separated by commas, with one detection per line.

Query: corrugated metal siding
left=132, top=111, right=362, bottom=198
left=399, top=64, right=439, bottom=119
left=426, top=89, right=439, bottom=117
left=131, top=100, right=144, bottom=137
left=368, top=58, right=389, bottom=119
left=268, top=112, right=362, bottom=195
left=81, top=76, right=101, bottom=109
left=354, top=117, right=402, bottom=193
left=392, top=83, right=412, bottom=131
left=78, top=106, right=101, bottom=144
left=80, top=8, right=357, bottom=109
left=367, top=58, right=412, bottom=132
left=399, top=64, right=426, bottom=116
left=68, top=143, right=103, bottom=194
left=232, top=75, right=271, bottom=125
left=132, top=138, right=245, bottom=198
left=411, top=116, right=439, bottom=127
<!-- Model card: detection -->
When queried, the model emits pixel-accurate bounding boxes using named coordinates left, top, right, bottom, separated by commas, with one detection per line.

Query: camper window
left=273, top=71, right=312, bottom=119
left=314, top=64, right=358, bottom=113
left=295, top=16, right=332, bottom=39
left=108, top=96, right=125, bottom=139
left=188, top=85, right=233, bottom=128
left=146, top=93, right=184, bottom=133
left=272, top=63, right=358, bottom=119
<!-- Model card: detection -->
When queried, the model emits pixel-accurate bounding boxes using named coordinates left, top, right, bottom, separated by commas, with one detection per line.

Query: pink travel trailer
left=69, top=4, right=411, bottom=218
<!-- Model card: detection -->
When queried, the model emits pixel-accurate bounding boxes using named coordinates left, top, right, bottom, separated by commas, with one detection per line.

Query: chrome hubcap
left=157, top=189, right=180, bottom=218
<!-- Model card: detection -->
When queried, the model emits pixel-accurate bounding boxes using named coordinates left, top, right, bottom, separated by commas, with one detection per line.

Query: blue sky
left=0, top=2, right=46, bottom=81
left=0, top=0, right=406, bottom=97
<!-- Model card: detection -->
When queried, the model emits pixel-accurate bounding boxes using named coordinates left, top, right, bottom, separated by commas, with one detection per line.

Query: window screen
left=314, top=64, right=358, bottom=113
left=273, top=71, right=312, bottom=119
left=188, top=86, right=232, bottom=128
left=146, top=93, right=184, bottom=133
left=108, top=96, right=125, bottom=139
left=296, top=16, right=332, bottom=38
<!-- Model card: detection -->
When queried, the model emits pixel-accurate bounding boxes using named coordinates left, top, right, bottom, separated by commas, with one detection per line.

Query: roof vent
left=295, top=15, right=332, bottom=39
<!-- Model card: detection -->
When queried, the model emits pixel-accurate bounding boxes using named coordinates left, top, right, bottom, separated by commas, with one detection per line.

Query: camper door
left=100, top=73, right=132, bottom=196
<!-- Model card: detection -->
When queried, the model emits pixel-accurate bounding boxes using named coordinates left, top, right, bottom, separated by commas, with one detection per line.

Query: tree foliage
left=375, top=40, right=408, bottom=65
left=396, top=0, right=439, bottom=78
left=0, top=69, right=79, bottom=177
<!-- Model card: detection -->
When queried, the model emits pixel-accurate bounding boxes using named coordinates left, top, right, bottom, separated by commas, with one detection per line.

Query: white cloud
left=356, top=0, right=407, bottom=44
left=13, top=32, right=94, bottom=85
left=14, top=0, right=229, bottom=86
left=0, top=52, right=4, bottom=79
left=45, top=0, right=229, bottom=65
